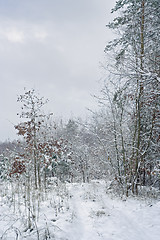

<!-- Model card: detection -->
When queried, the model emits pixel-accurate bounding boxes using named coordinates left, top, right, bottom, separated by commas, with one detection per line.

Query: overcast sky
left=0, top=0, right=115, bottom=141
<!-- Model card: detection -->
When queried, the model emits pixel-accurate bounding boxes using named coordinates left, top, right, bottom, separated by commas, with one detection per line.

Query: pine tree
left=103, top=0, right=160, bottom=194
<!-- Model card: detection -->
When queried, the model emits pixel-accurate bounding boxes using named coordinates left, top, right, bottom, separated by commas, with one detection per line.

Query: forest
left=0, top=0, right=160, bottom=239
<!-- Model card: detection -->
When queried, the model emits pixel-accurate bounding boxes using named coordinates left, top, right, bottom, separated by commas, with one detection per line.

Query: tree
left=15, top=88, right=50, bottom=189
left=99, top=0, right=160, bottom=195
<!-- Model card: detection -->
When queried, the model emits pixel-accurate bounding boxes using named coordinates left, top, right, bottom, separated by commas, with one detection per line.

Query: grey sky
left=0, top=0, right=115, bottom=141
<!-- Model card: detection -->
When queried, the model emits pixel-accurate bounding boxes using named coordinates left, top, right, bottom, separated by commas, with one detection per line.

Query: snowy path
left=62, top=182, right=160, bottom=240
left=0, top=181, right=160, bottom=240
left=67, top=184, right=100, bottom=240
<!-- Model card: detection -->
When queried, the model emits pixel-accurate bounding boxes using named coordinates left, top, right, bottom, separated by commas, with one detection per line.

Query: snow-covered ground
left=0, top=180, right=160, bottom=240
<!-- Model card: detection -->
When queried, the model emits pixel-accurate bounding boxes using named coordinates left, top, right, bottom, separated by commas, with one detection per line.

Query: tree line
left=0, top=1, right=159, bottom=223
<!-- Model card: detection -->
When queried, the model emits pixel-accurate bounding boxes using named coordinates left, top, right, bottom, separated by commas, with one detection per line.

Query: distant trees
left=0, top=154, right=9, bottom=179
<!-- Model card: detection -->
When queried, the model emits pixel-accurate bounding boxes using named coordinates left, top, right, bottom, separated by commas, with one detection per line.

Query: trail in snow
left=62, top=182, right=160, bottom=240
left=67, top=184, right=101, bottom=240
left=0, top=181, right=160, bottom=240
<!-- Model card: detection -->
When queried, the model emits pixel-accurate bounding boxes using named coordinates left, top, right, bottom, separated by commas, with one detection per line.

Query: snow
left=0, top=180, right=160, bottom=240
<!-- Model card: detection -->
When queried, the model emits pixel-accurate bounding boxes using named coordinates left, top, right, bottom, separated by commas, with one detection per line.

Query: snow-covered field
left=0, top=180, right=160, bottom=240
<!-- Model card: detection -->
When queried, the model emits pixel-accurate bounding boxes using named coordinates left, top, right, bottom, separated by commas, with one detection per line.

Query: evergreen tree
left=102, top=0, right=160, bottom=194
